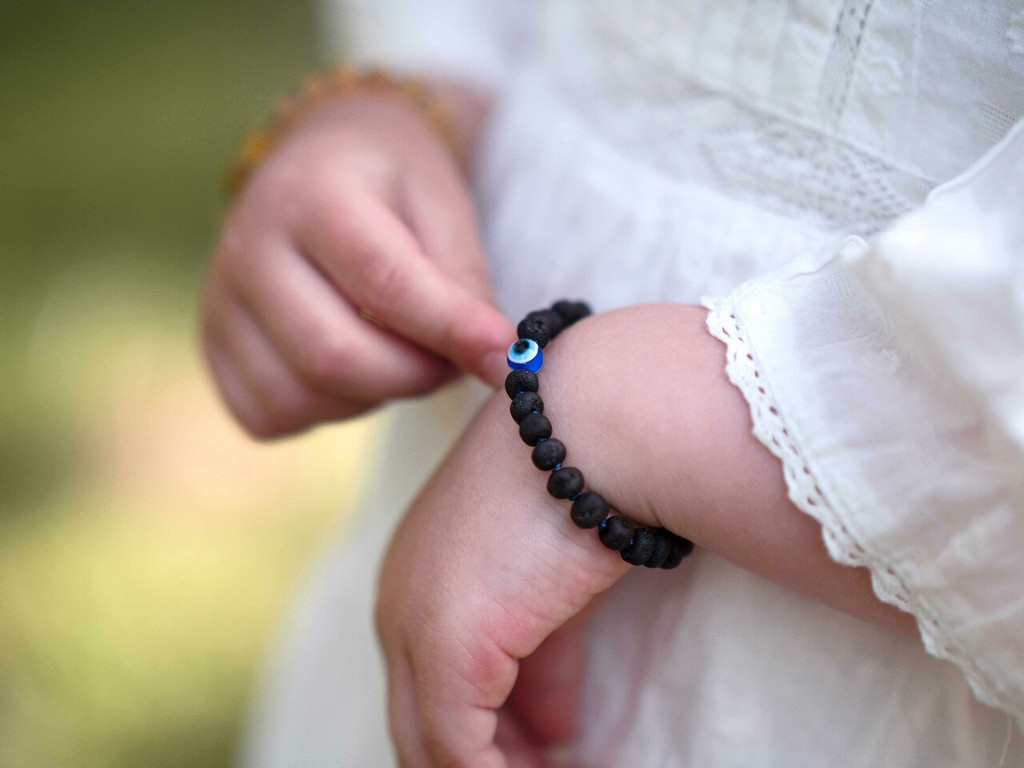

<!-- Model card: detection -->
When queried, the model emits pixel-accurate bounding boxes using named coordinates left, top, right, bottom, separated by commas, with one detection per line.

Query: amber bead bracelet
left=225, top=64, right=462, bottom=199
left=505, top=301, right=694, bottom=569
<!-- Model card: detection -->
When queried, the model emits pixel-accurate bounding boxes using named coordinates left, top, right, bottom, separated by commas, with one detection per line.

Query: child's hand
left=376, top=390, right=630, bottom=768
left=201, top=89, right=515, bottom=437
left=375, top=304, right=914, bottom=767
left=373, top=307, right=735, bottom=767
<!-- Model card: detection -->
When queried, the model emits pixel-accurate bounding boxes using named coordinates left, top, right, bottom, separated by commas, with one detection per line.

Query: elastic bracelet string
left=225, top=64, right=462, bottom=199
left=505, top=302, right=695, bottom=569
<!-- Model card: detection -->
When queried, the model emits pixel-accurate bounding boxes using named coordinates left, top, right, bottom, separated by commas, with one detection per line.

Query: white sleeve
left=704, top=119, right=1024, bottom=724
left=316, top=0, right=541, bottom=93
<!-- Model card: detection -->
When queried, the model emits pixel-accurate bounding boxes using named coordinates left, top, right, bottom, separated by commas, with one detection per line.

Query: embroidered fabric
left=696, top=105, right=930, bottom=233
left=704, top=293, right=1022, bottom=726
left=239, top=1, right=1024, bottom=765
left=541, top=2, right=931, bottom=234
left=546, top=0, right=1023, bottom=230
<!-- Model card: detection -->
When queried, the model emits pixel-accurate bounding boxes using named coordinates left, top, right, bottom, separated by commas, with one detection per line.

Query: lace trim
left=703, top=296, right=1021, bottom=723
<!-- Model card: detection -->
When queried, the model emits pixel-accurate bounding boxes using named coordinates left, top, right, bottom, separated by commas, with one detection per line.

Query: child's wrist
left=502, top=303, right=920, bottom=633
left=529, top=304, right=739, bottom=539
left=225, top=64, right=483, bottom=198
left=504, top=302, right=693, bottom=567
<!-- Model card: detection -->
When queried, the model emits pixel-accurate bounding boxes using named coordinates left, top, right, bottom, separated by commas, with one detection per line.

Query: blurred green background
left=0, top=2, right=379, bottom=766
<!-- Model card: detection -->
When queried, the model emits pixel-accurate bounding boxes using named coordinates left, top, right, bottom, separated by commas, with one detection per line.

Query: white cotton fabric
left=706, top=126, right=1024, bottom=726
left=240, top=1, right=1024, bottom=766
left=316, top=0, right=539, bottom=92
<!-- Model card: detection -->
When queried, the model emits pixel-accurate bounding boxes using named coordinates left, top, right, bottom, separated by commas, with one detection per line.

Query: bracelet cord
left=505, top=301, right=695, bottom=570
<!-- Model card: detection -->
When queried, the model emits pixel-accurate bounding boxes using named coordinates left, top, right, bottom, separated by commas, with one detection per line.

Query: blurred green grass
left=0, top=0, right=320, bottom=513
left=0, top=2, right=380, bottom=766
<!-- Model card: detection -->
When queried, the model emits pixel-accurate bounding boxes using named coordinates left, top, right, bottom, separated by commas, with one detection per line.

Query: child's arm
left=376, top=304, right=915, bottom=768
left=201, top=85, right=514, bottom=438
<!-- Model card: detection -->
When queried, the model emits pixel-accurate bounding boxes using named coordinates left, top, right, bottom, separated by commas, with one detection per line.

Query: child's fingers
left=386, top=606, right=517, bottom=767
left=204, top=296, right=368, bottom=437
left=494, top=709, right=581, bottom=768
left=404, top=691, right=574, bottom=768
left=386, top=653, right=432, bottom=768
left=377, top=395, right=632, bottom=767
left=395, top=170, right=496, bottom=303
left=417, top=695, right=506, bottom=768
left=203, top=338, right=267, bottom=437
left=232, top=243, right=459, bottom=403
left=297, top=192, right=515, bottom=388
left=385, top=647, right=501, bottom=768
left=507, top=610, right=595, bottom=748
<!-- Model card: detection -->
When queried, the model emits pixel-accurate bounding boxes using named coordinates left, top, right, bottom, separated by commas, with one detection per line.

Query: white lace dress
left=241, top=2, right=1024, bottom=765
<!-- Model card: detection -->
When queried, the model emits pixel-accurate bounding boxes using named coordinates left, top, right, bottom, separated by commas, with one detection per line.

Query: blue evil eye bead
left=507, top=338, right=543, bottom=372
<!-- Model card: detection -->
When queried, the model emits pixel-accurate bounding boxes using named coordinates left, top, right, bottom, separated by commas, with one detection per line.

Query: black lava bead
left=570, top=491, right=609, bottom=529
left=516, top=311, right=556, bottom=348
left=643, top=530, right=673, bottom=568
left=504, top=369, right=538, bottom=399
left=552, top=300, right=591, bottom=327
left=518, top=413, right=552, bottom=445
left=510, top=391, right=544, bottom=424
left=598, top=516, right=634, bottom=551
left=538, top=309, right=564, bottom=338
left=531, top=438, right=566, bottom=471
left=621, top=528, right=656, bottom=566
left=659, top=535, right=695, bottom=570
left=547, top=467, right=584, bottom=499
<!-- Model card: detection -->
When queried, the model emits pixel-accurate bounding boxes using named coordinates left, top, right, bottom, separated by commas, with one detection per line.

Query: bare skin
left=200, top=86, right=514, bottom=438
left=376, top=304, right=916, bottom=768
left=202, top=90, right=916, bottom=768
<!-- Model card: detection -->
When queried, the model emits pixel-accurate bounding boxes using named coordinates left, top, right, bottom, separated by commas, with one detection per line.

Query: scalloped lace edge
left=703, top=297, right=1020, bottom=724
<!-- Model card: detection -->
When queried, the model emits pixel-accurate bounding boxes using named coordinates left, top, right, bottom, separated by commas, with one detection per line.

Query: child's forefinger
left=296, top=192, right=514, bottom=388
left=232, top=241, right=458, bottom=404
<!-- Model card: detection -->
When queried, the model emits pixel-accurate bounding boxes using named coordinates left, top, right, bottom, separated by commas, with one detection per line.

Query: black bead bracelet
left=505, top=301, right=695, bottom=570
